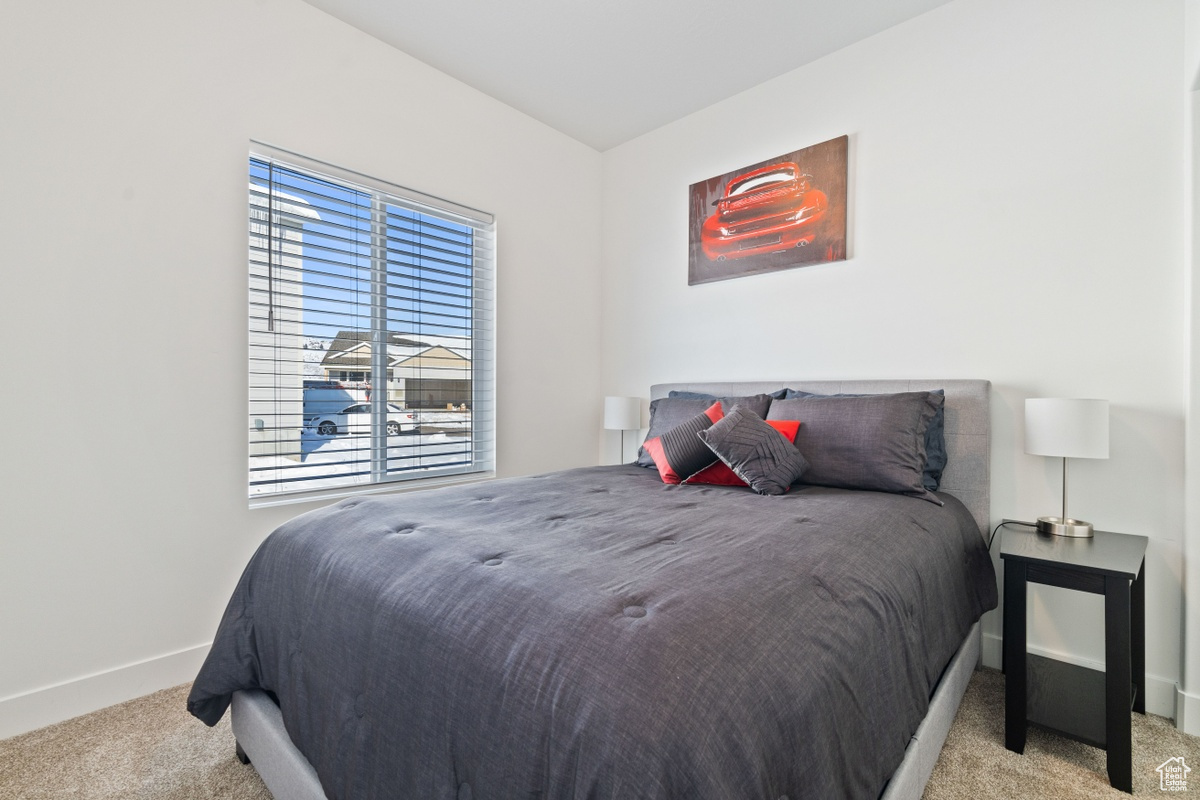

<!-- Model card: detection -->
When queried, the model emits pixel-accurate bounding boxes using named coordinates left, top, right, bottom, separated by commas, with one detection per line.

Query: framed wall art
left=688, top=135, right=848, bottom=285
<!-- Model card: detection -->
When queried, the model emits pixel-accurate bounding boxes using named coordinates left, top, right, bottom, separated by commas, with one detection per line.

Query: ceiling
left=301, top=0, right=953, bottom=151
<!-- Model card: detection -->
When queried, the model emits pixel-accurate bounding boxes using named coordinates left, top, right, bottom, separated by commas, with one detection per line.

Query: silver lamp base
left=1036, top=516, right=1094, bottom=538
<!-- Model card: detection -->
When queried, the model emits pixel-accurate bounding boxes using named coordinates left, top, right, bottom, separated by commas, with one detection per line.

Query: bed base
left=231, top=621, right=982, bottom=800
left=879, top=620, right=981, bottom=799
left=231, top=689, right=326, bottom=800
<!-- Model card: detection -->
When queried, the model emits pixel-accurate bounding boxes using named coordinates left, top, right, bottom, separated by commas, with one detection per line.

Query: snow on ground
left=414, top=410, right=470, bottom=431
left=249, top=429, right=473, bottom=496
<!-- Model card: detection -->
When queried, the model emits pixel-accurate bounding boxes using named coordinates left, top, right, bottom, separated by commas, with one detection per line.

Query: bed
left=189, top=379, right=997, bottom=800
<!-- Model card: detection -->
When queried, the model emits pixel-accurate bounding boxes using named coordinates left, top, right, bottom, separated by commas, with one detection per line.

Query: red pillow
left=684, top=419, right=801, bottom=486
left=643, top=402, right=725, bottom=484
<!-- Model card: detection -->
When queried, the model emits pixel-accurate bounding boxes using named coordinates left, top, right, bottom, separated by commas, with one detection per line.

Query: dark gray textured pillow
left=637, top=394, right=774, bottom=468
left=785, top=388, right=947, bottom=490
left=696, top=406, right=809, bottom=495
left=645, top=409, right=720, bottom=483
left=767, top=391, right=943, bottom=504
left=669, top=388, right=789, bottom=401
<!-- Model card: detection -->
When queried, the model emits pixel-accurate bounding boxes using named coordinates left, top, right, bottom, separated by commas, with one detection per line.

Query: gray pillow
left=644, top=409, right=720, bottom=483
left=669, top=388, right=789, bottom=401
left=767, top=392, right=944, bottom=504
left=696, top=405, right=809, bottom=495
left=637, top=394, right=773, bottom=468
left=785, top=388, right=947, bottom=490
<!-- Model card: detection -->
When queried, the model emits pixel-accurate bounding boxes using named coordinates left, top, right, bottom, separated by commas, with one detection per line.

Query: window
left=248, top=146, right=495, bottom=500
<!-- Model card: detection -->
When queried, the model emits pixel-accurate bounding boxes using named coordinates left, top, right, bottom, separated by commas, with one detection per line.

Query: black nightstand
left=1001, top=524, right=1147, bottom=793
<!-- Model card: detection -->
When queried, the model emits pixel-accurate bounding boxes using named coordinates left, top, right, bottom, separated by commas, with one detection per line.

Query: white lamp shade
left=1024, top=398, right=1109, bottom=459
left=604, top=396, right=641, bottom=431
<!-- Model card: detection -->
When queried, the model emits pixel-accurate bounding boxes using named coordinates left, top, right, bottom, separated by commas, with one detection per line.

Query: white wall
left=600, top=0, right=1186, bottom=716
left=0, top=0, right=602, bottom=736
left=1183, top=0, right=1200, bottom=736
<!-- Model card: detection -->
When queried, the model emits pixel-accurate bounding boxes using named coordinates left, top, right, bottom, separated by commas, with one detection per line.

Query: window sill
left=248, top=471, right=497, bottom=511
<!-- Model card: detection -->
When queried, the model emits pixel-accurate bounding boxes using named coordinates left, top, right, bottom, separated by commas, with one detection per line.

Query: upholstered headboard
left=649, top=379, right=991, bottom=539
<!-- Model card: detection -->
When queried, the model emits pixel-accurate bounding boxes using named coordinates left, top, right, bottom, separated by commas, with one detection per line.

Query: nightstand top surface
left=1000, top=525, right=1147, bottom=578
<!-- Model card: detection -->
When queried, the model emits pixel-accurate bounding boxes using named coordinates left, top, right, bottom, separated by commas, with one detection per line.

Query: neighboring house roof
left=391, top=345, right=471, bottom=380
left=325, top=330, right=429, bottom=355
left=322, top=342, right=374, bottom=370
left=321, top=331, right=432, bottom=369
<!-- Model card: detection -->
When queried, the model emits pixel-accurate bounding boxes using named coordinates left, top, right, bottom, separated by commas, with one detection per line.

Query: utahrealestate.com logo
left=1157, top=757, right=1191, bottom=792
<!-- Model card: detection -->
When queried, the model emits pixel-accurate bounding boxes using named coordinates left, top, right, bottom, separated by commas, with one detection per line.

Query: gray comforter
left=189, top=465, right=997, bottom=800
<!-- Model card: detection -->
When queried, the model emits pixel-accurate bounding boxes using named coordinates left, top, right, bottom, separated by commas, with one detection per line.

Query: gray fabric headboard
left=649, top=379, right=991, bottom=539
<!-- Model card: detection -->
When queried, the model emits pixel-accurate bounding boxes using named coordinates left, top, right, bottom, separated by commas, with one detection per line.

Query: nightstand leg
left=1105, top=575, right=1133, bottom=793
left=1132, top=562, right=1145, bottom=715
left=1004, top=560, right=1027, bottom=754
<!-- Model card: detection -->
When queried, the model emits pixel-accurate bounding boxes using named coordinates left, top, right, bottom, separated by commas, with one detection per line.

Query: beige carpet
left=1, top=668, right=1197, bottom=798
left=925, top=668, right=1200, bottom=798
left=0, top=686, right=269, bottom=800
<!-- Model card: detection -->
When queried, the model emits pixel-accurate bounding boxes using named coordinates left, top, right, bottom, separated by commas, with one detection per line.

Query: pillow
left=767, top=391, right=944, bottom=504
left=669, top=388, right=789, bottom=400
left=784, top=388, right=947, bottom=490
left=696, top=406, right=809, bottom=495
left=642, top=403, right=724, bottom=484
left=685, top=419, right=800, bottom=486
left=922, top=392, right=947, bottom=490
left=637, top=394, right=774, bottom=468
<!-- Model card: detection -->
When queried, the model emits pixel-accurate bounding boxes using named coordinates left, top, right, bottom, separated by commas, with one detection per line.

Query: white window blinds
left=248, top=148, right=495, bottom=500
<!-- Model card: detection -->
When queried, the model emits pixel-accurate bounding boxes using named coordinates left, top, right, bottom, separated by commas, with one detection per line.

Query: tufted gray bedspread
left=189, top=464, right=997, bottom=800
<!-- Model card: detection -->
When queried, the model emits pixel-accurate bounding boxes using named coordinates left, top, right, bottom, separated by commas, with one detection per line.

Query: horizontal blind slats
left=249, top=153, right=495, bottom=500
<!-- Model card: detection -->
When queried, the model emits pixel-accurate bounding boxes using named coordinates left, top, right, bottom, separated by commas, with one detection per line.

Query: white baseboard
left=981, top=629, right=1004, bottom=670
left=981, top=632, right=1177, bottom=720
left=0, top=643, right=211, bottom=741
left=1177, top=686, right=1200, bottom=735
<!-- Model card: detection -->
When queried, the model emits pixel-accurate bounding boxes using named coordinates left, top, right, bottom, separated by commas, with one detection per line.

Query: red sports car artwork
left=688, top=135, right=847, bottom=285
left=700, top=162, right=828, bottom=261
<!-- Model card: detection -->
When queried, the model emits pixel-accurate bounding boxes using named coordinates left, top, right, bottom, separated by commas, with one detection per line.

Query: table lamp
left=604, top=396, right=641, bottom=464
left=1024, top=398, right=1109, bottom=537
